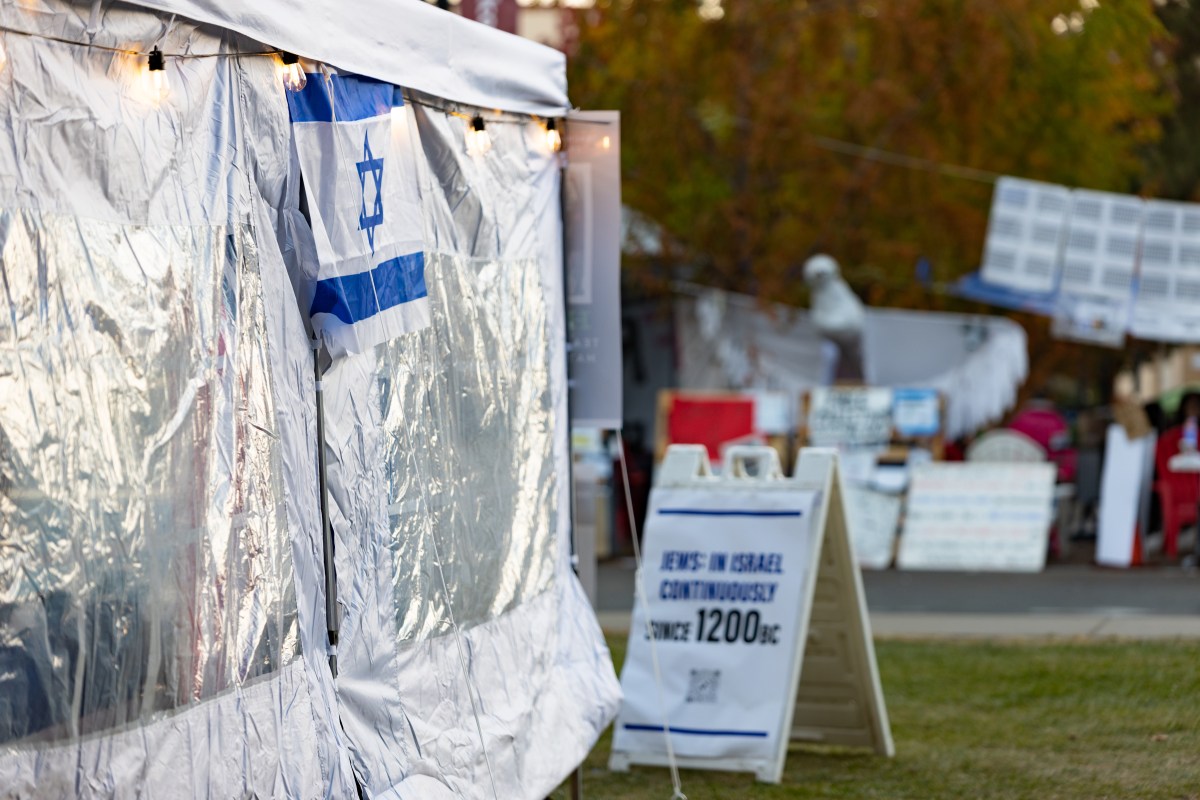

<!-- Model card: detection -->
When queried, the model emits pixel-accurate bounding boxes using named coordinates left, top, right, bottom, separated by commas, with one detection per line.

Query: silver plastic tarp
left=320, top=102, right=620, bottom=800
left=0, top=2, right=619, bottom=798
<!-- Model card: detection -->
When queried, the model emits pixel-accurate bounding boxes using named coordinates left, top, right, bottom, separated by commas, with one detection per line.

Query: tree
left=569, top=0, right=1170, bottom=311
left=1146, top=0, right=1200, bottom=202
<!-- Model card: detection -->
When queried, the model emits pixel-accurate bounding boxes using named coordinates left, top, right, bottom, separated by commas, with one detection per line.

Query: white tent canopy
left=128, top=0, right=570, bottom=115
left=0, top=2, right=616, bottom=798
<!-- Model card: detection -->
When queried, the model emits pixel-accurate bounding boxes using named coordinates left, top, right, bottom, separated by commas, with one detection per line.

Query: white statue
left=803, top=254, right=865, bottom=380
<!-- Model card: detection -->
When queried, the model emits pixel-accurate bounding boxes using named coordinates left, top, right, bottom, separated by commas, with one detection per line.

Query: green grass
left=553, top=635, right=1200, bottom=799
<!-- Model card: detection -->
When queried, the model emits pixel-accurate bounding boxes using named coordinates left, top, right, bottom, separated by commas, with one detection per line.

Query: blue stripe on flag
left=287, top=74, right=403, bottom=123
left=622, top=723, right=769, bottom=738
left=310, top=252, right=426, bottom=325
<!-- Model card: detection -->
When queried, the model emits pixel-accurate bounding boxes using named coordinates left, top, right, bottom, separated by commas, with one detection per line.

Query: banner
left=288, top=73, right=428, bottom=356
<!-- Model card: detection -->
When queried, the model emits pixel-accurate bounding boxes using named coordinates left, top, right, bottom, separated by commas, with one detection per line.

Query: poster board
left=843, top=485, right=901, bottom=570
left=897, top=462, right=1057, bottom=572
left=807, top=387, right=894, bottom=447
left=1096, top=424, right=1154, bottom=568
left=609, top=446, right=893, bottom=783
left=799, top=387, right=946, bottom=459
left=566, top=110, right=623, bottom=428
left=655, top=390, right=791, bottom=471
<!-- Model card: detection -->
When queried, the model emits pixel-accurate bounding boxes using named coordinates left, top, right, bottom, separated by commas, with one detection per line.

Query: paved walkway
left=594, top=560, right=1200, bottom=639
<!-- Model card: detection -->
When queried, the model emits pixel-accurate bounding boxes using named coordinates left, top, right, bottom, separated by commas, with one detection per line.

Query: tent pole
left=559, top=146, right=585, bottom=800
left=314, top=348, right=340, bottom=678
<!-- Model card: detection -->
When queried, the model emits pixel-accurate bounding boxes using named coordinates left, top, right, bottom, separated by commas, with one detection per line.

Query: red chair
left=1153, top=426, right=1200, bottom=558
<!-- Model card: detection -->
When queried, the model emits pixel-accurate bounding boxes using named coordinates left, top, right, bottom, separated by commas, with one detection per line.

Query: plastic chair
left=1153, top=426, right=1200, bottom=559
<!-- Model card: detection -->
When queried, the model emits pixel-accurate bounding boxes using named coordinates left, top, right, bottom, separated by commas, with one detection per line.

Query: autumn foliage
left=568, top=0, right=1171, bottom=312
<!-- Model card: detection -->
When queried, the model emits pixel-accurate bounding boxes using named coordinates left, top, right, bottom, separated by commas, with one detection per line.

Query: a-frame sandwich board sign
left=609, top=445, right=893, bottom=784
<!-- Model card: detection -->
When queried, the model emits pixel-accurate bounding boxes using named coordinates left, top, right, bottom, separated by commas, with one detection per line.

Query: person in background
left=1008, top=398, right=1077, bottom=483
left=1152, top=391, right=1200, bottom=562
left=1176, top=392, right=1200, bottom=451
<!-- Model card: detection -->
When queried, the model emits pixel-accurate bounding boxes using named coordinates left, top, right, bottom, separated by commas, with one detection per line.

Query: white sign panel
left=1059, top=189, right=1143, bottom=300
left=898, top=463, right=1057, bottom=572
left=808, top=387, right=893, bottom=447
left=843, top=485, right=900, bottom=570
left=1130, top=200, right=1200, bottom=343
left=566, top=110, right=623, bottom=428
left=612, top=486, right=819, bottom=763
left=1096, top=424, right=1155, bottom=568
left=610, top=446, right=894, bottom=783
left=1052, top=292, right=1129, bottom=348
left=891, top=388, right=940, bottom=438
left=980, top=177, right=1070, bottom=293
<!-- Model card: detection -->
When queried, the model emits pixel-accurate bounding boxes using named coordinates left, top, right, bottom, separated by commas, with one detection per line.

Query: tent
left=0, top=1, right=620, bottom=797
left=675, top=289, right=1028, bottom=439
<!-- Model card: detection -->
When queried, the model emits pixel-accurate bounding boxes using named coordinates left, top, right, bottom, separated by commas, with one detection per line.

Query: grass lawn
left=553, top=635, right=1200, bottom=799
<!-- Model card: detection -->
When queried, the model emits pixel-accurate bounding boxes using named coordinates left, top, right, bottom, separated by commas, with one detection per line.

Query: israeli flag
left=288, top=73, right=428, bottom=357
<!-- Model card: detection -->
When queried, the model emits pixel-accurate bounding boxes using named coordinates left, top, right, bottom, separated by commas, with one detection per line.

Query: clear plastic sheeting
left=0, top=2, right=352, bottom=796
left=381, top=252, right=557, bottom=641
left=325, top=103, right=620, bottom=799
left=0, top=213, right=298, bottom=743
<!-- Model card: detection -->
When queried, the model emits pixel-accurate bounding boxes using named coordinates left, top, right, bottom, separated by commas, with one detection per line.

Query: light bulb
left=466, top=115, right=492, bottom=156
left=0, top=38, right=7, bottom=74
left=143, top=46, right=170, bottom=105
left=278, top=52, right=307, bottom=92
left=544, top=118, right=562, bottom=152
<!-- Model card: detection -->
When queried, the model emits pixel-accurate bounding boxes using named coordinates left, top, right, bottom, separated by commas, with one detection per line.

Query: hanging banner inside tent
left=1130, top=200, right=1200, bottom=342
left=980, top=177, right=1070, bottom=294
left=566, top=110, right=623, bottom=428
left=288, top=73, right=429, bottom=357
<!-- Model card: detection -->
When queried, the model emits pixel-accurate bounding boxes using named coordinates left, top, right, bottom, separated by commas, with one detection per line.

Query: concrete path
left=594, top=560, right=1200, bottom=639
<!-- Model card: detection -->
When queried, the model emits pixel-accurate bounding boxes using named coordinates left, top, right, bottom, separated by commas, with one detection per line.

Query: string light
left=466, top=115, right=491, bottom=156
left=142, top=45, right=169, bottom=105
left=0, top=36, right=7, bottom=74
left=278, top=51, right=306, bottom=92
left=544, top=118, right=562, bottom=152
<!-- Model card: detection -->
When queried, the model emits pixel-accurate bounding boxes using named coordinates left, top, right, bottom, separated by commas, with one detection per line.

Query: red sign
left=460, top=0, right=518, bottom=34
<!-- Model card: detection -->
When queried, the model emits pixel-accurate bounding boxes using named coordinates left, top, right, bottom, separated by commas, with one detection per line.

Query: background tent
left=0, top=1, right=619, bottom=797
left=675, top=289, right=1028, bottom=439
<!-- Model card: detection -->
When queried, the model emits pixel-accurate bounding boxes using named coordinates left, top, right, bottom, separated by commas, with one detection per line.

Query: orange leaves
left=568, top=0, right=1171, bottom=308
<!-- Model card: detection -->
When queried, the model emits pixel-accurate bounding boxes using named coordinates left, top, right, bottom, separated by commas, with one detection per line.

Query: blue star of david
left=357, top=131, right=385, bottom=253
